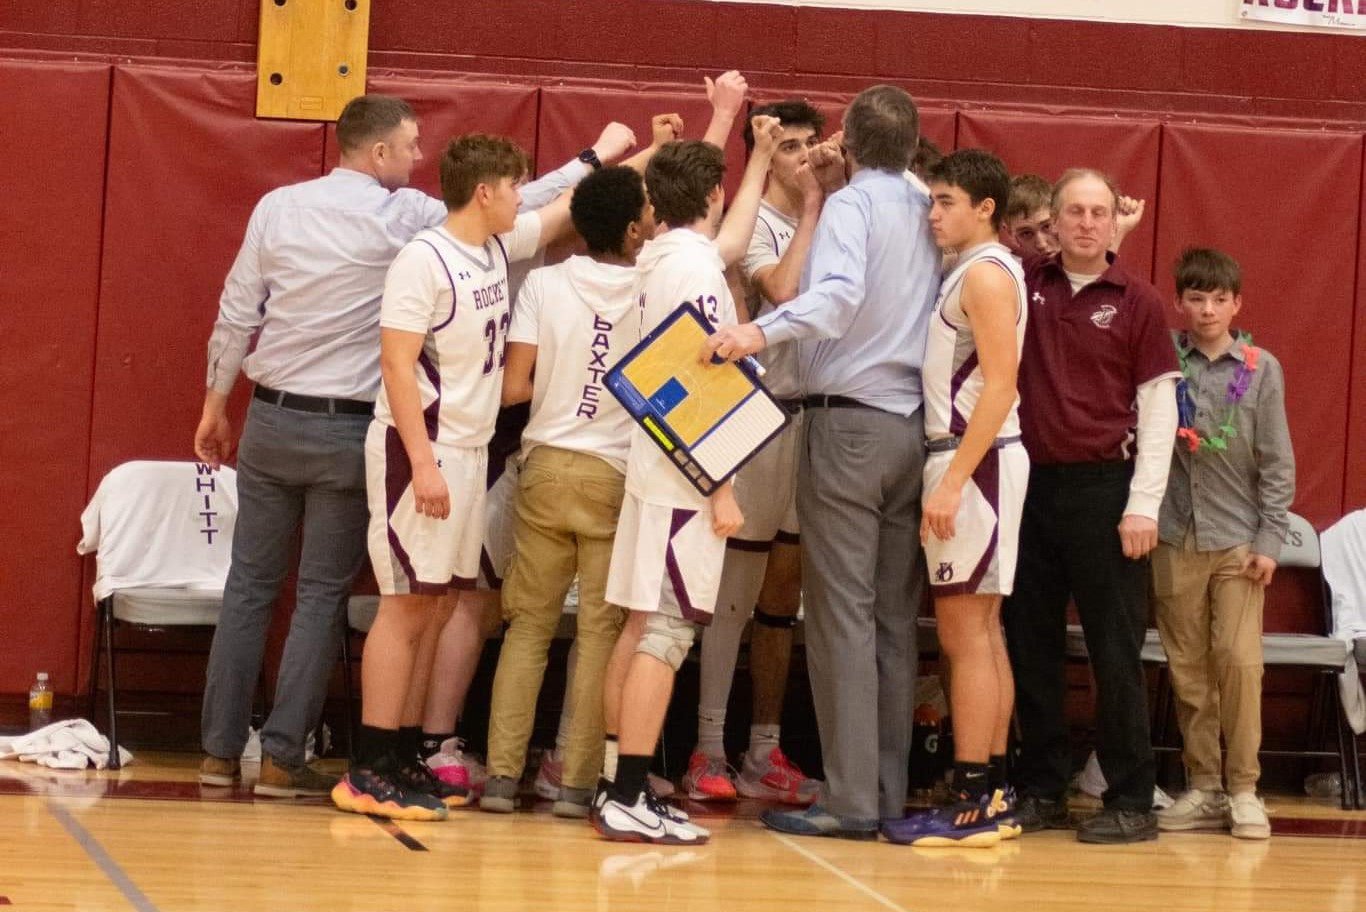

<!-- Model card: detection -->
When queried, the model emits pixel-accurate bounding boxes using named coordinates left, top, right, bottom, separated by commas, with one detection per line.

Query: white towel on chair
left=0, top=719, right=133, bottom=769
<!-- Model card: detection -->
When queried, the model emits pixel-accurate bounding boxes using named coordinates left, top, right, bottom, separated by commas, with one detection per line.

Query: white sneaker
left=426, top=737, right=488, bottom=793
left=1229, top=792, right=1271, bottom=840
left=1157, top=788, right=1230, bottom=831
left=594, top=790, right=710, bottom=844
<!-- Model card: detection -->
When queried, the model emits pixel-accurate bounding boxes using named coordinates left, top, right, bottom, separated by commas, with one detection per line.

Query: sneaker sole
left=254, top=783, right=333, bottom=799
left=441, top=794, right=477, bottom=809
left=997, top=822, right=1023, bottom=840
left=591, top=816, right=709, bottom=846
left=552, top=800, right=591, bottom=819
left=736, top=779, right=819, bottom=805
left=479, top=796, right=517, bottom=814
left=684, top=781, right=737, bottom=801
left=1076, top=828, right=1159, bottom=845
left=330, top=783, right=448, bottom=822
left=899, top=828, right=1002, bottom=848
left=533, top=778, right=560, bottom=802
left=198, top=773, right=239, bottom=787
left=1231, top=824, right=1271, bottom=840
left=1157, top=817, right=1230, bottom=832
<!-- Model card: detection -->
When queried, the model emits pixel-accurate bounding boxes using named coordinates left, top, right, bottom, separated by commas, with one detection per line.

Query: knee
left=377, top=596, right=432, bottom=643
left=634, top=613, right=696, bottom=672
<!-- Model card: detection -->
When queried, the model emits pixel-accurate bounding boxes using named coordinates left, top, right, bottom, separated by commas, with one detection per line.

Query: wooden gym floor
left=1, top=753, right=1364, bottom=912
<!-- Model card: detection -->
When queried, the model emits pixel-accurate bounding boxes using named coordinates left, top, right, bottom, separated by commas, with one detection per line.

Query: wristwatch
left=578, top=148, right=603, bottom=170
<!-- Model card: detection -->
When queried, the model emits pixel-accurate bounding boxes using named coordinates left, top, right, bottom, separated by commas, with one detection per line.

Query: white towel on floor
left=0, top=719, right=133, bottom=769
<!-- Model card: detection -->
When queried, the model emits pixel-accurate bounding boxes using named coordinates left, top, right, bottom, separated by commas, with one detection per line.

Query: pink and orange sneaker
left=426, top=737, right=487, bottom=794
left=736, top=746, right=821, bottom=805
left=682, top=749, right=737, bottom=801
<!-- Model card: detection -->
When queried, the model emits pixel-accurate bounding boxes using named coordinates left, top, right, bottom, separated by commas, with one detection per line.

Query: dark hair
left=570, top=166, right=648, bottom=255
left=1175, top=247, right=1242, bottom=296
left=842, top=85, right=920, bottom=172
left=335, top=94, right=416, bottom=155
left=929, top=149, right=1011, bottom=229
left=438, top=134, right=529, bottom=210
left=910, top=136, right=943, bottom=181
left=645, top=140, right=726, bottom=228
left=1007, top=174, right=1052, bottom=221
left=743, top=100, right=825, bottom=152
left=1051, top=167, right=1120, bottom=216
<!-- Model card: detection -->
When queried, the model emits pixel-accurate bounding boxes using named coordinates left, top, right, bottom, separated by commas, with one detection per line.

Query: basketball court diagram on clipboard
left=605, top=303, right=790, bottom=495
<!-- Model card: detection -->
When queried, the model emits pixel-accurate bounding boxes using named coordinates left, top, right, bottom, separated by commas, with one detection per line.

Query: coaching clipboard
left=605, top=302, right=790, bottom=496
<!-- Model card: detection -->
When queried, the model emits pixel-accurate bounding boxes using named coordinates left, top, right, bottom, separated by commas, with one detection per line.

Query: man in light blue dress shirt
left=707, top=85, right=941, bottom=838
left=193, top=94, right=634, bottom=798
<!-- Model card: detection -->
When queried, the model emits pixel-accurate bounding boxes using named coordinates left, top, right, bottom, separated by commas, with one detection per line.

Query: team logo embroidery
left=457, top=270, right=472, bottom=281
left=1032, top=291, right=1046, bottom=307
left=935, top=562, right=954, bottom=583
left=1090, top=304, right=1118, bottom=328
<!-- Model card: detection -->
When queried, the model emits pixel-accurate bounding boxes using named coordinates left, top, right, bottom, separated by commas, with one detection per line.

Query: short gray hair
left=842, top=85, right=920, bottom=172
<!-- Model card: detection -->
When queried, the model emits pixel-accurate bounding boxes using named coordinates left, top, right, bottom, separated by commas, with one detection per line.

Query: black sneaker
left=1015, top=794, right=1070, bottom=832
left=1077, top=808, right=1159, bottom=844
left=397, top=756, right=475, bottom=809
left=331, top=767, right=447, bottom=821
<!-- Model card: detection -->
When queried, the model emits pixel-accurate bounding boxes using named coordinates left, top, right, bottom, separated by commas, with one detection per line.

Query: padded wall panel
left=751, top=90, right=957, bottom=155
left=957, top=111, right=1161, bottom=281
left=91, top=66, right=325, bottom=478
left=1154, top=124, right=1360, bottom=528
left=0, top=60, right=110, bottom=693
left=1348, top=150, right=1366, bottom=513
left=323, top=76, right=538, bottom=200
left=536, top=85, right=748, bottom=197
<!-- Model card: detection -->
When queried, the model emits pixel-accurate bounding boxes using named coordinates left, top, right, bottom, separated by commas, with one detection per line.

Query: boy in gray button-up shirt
left=1152, top=247, right=1295, bottom=842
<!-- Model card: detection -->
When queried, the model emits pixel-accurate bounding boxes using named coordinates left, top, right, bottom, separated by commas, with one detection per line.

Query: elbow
left=501, top=380, right=532, bottom=407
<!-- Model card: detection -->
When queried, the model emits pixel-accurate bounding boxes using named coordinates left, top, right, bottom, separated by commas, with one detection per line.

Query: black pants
left=1002, top=461, right=1155, bottom=811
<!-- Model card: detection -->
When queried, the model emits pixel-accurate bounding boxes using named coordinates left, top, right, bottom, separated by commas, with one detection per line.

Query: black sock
left=989, top=754, right=1008, bottom=790
left=421, top=731, right=453, bottom=760
left=952, top=762, right=992, bottom=801
left=612, top=754, right=651, bottom=804
left=356, top=725, right=400, bottom=770
left=399, top=725, right=423, bottom=763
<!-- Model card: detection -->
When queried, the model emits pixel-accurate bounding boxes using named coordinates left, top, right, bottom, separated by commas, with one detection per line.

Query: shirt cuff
left=1253, top=528, right=1284, bottom=563
left=753, top=312, right=795, bottom=346
left=1123, top=490, right=1163, bottom=522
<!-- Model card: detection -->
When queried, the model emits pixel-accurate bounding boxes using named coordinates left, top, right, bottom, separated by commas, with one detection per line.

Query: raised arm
left=715, top=114, right=782, bottom=266
left=751, top=164, right=824, bottom=306
left=619, top=114, right=685, bottom=174
left=701, top=70, right=748, bottom=149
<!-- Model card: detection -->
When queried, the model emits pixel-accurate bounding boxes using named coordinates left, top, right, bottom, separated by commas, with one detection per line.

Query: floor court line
left=46, top=800, right=160, bottom=912
left=367, top=813, right=429, bottom=851
left=769, top=831, right=912, bottom=912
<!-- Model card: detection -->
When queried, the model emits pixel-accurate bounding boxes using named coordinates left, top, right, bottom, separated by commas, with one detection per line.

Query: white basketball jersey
left=923, top=241, right=1027, bottom=440
left=375, top=216, right=540, bottom=447
left=742, top=200, right=802, bottom=399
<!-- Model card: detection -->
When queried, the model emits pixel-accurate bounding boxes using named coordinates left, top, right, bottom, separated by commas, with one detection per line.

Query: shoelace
left=644, top=785, right=687, bottom=824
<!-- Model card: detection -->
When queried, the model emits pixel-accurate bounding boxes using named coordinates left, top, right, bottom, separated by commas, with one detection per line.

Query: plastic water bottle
left=1304, top=771, right=1342, bottom=799
left=29, top=672, right=53, bottom=731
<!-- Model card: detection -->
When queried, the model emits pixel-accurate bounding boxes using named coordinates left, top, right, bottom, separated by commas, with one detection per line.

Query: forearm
left=1126, top=377, right=1178, bottom=519
left=716, top=151, right=775, bottom=266
left=201, top=388, right=230, bottom=419
left=519, top=160, right=589, bottom=213
left=702, top=108, right=738, bottom=150
left=761, top=201, right=821, bottom=305
left=206, top=320, right=252, bottom=395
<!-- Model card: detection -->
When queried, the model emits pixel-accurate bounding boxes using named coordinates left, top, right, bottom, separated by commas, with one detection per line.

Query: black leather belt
left=775, top=397, right=805, bottom=415
left=803, top=394, right=878, bottom=411
left=254, top=384, right=374, bottom=416
left=926, top=434, right=1022, bottom=453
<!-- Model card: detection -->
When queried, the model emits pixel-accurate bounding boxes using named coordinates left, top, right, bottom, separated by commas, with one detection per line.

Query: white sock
left=749, top=724, right=780, bottom=759
left=697, top=548, right=768, bottom=758
left=603, top=737, right=619, bottom=782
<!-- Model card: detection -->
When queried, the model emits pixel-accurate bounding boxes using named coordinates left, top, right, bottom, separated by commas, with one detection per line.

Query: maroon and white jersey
left=923, top=241, right=1026, bottom=441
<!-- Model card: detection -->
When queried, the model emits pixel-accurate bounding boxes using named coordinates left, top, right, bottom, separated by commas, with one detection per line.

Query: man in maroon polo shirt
left=1004, top=168, right=1179, bottom=845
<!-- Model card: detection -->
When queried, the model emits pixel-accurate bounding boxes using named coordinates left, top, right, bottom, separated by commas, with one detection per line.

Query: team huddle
left=195, top=71, right=1293, bottom=849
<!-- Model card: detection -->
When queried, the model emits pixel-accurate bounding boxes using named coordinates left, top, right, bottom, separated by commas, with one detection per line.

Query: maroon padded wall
left=0, top=60, right=110, bottom=693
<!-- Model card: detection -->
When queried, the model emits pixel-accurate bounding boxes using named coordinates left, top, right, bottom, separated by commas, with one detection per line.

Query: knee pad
left=753, top=607, right=798, bottom=630
left=634, top=612, right=697, bottom=671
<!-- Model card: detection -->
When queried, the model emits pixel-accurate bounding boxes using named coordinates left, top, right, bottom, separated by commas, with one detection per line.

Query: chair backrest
left=78, top=461, right=238, bottom=600
left=1321, top=508, right=1366, bottom=640
left=1279, top=512, right=1320, bottom=569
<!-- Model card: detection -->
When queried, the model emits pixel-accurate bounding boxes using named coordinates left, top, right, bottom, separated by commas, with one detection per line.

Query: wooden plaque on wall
left=256, top=0, right=370, bottom=121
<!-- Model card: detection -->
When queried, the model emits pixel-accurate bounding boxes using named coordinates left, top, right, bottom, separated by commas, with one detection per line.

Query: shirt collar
left=1177, top=330, right=1247, bottom=363
left=1043, top=250, right=1128, bottom=288
left=329, top=166, right=383, bottom=187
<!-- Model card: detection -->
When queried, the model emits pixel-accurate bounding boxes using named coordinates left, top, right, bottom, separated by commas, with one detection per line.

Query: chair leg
left=340, top=629, right=356, bottom=762
left=104, top=609, right=121, bottom=771
left=1327, top=680, right=1354, bottom=812
left=87, top=599, right=105, bottom=724
left=1350, top=722, right=1364, bottom=811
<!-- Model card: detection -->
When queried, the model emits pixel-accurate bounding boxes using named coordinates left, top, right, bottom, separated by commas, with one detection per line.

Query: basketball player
left=687, top=100, right=825, bottom=804
left=880, top=149, right=1028, bottom=847
left=595, top=117, right=784, bottom=844
left=332, top=134, right=574, bottom=821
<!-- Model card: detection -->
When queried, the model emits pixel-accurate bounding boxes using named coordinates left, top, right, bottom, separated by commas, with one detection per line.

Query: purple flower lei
left=1176, top=331, right=1257, bottom=454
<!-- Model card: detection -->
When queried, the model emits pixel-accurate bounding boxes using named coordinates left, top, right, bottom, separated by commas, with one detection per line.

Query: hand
left=747, top=113, right=783, bottom=159
left=650, top=113, right=684, bottom=147
left=1118, top=514, right=1158, bottom=560
left=1243, top=552, right=1278, bottom=586
left=795, top=162, right=823, bottom=208
left=193, top=410, right=234, bottom=469
left=809, top=133, right=847, bottom=194
left=591, top=122, right=637, bottom=164
left=1115, top=195, right=1145, bottom=236
left=704, top=70, right=747, bottom=119
left=701, top=323, right=767, bottom=363
left=920, top=477, right=963, bottom=544
left=412, top=462, right=450, bottom=520
left=710, top=486, right=744, bottom=538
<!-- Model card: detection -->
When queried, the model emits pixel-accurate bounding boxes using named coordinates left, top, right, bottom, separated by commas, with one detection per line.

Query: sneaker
left=1015, top=794, right=1070, bottom=832
left=991, top=787, right=1022, bottom=840
left=553, top=785, right=594, bottom=819
left=646, top=781, right=690, bottom=823
left=682, top=750, right=737, bottom=801
left=594, top=789, right=711, bottom=845
left=760, top=804, right=879, bottom=841
left=252, top=755, right=338, bottom=798
left=331, top=768, right=447, bottom=822
left=881, top=798, right=1002, bottom=848
left=426, top=737, right=488, bottom=793
left=480, top=775, right=520, bottom=814
left=533, top=749, right=563, bottom=801
left=1229, top=792, right=1271, bottom=840
left=1157, top=788, right=1230, bottom=832
left=736, top=746, right=821, bottom=805
left=397, top=756, right=475, bottom=809
left=1076, top=808, right=1159, bottom=844
left=198, top=754, right=240, bottom=787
